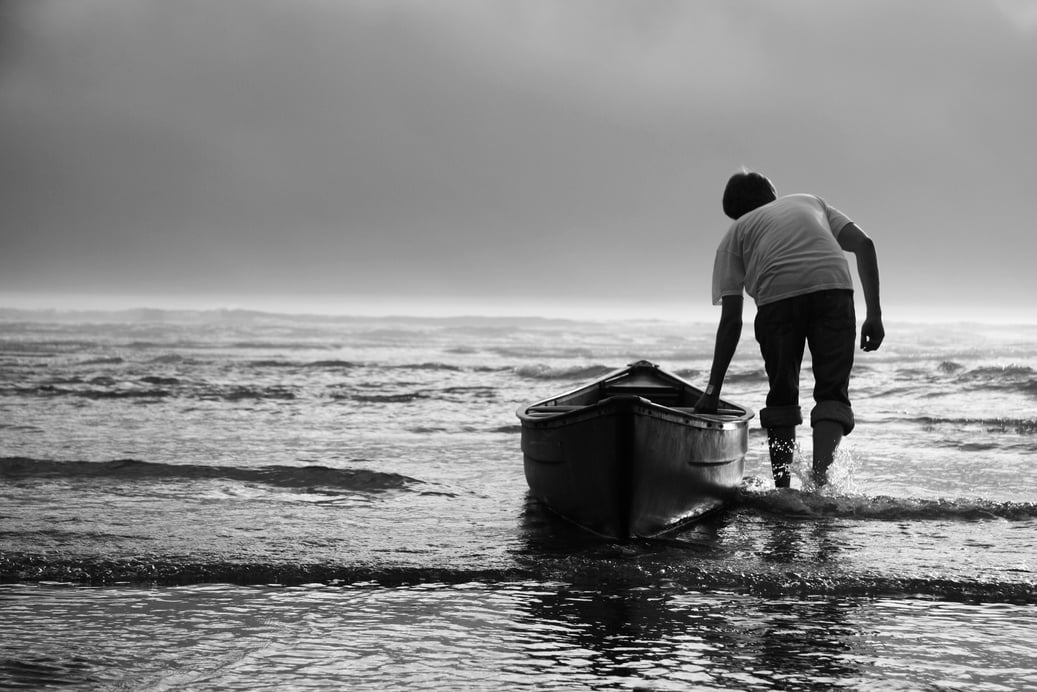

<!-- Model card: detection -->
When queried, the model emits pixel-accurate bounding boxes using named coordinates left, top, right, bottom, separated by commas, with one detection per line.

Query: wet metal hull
left=517, top=362, right=752, bottom=539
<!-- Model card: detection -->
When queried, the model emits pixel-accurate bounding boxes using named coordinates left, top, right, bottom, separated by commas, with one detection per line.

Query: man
left=694, top=170, right=884, bottom=488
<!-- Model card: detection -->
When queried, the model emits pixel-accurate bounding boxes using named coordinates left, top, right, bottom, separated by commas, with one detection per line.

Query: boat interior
left=524, top=363, right=747, bottom=419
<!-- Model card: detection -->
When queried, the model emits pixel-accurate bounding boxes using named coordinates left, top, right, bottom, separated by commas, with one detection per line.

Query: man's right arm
left=838, top=222, right=884, bottom=351
left=694, top=294, right=743, bottom=413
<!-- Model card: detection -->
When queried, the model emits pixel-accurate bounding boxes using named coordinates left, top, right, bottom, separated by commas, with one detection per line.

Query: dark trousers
left=754, top=289, right=856, bottom=435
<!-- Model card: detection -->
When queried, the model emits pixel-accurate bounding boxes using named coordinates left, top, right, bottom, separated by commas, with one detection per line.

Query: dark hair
left=722, top=170, right=777, bottom=219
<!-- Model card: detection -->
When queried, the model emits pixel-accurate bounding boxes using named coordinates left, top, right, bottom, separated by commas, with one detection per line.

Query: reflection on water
left=520, top=587, right=858, bottom=689
left=2, top=582, right=1034, bottom=691
left=516, top=570, right=865, bottom=689
left=512, top=493, right=1036, bottom=603
left=761, top=517, right=842, bottom=565
left=516, top=491, right=732, bottom=557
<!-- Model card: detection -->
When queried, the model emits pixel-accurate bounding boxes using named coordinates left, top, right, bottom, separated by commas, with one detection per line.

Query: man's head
left=722, top=170, right=777, bottom=219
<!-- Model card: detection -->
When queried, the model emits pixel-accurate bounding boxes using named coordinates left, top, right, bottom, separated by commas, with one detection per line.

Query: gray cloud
left=1, top=0, right=1035, bottom=318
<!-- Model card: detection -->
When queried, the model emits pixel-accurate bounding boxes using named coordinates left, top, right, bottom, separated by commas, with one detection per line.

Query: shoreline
left=3, top=552, right=1035, bottom=604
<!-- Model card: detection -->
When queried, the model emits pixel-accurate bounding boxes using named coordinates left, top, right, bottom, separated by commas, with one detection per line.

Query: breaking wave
left=248, top=359, right=361, bottom=369
left=342, top=391, right=431, bottom=403
left=740, top=488, right=1037, bottom=521
left=77, top=357, right=126, bottom=366
left=0, top=457, right=419, bottom=494
left=953, top=365, right=1037, bottom=396
left=0, top=383, right=300, bottom=402
left=512, top=364, right=615, bottom=381
left=911, top=416, right=1037, bottom=435
left=246, top=360, right=463, bottom=372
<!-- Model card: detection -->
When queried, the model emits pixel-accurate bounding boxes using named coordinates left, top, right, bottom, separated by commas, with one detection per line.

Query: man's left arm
left=838, top=222, right=884, bottom=351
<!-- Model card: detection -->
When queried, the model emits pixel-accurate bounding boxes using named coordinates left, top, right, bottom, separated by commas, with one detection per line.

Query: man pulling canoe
left=695, top=170, right=884, bottom=488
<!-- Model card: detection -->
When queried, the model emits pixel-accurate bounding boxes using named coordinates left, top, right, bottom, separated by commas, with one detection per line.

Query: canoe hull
left=518, top=361, right=751, bottom=539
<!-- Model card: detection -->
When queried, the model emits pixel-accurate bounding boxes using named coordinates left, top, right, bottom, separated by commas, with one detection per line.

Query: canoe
left=516, top=360, right=753, bottom=539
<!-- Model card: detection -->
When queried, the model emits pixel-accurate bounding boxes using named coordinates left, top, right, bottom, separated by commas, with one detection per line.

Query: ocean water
left=1, top=310, right=1035, bottom=690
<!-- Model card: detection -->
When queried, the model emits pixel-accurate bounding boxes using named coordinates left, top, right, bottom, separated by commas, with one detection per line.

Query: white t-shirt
left=711, top=194, right=854, bottom=306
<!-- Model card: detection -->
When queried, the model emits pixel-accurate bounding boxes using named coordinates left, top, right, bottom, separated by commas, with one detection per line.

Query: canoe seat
left=526, top=405, right=584, bottom=415
left=672, top=406, right=745, bottom=418
left=604, top=383, right=683, bottom=405
left=526, top=402, right=746, bottom=419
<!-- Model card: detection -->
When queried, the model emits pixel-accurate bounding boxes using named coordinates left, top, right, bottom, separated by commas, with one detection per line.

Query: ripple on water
left=1, top=583, right=1035, bottom=691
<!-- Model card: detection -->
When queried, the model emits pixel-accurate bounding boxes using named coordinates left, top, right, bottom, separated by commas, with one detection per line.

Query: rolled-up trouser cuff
left=811, top=401, right=855, bottom=435
left=759, top=404, right=803, bottom=429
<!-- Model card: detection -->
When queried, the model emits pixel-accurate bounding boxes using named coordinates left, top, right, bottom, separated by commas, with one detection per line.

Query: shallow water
left=1, top=312, right=1035, bottom=689
left=2, top=582, right=1035, bottom=691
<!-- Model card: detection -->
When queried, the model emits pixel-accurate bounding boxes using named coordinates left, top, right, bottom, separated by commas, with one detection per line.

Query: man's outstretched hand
left=860, top=317, right=884, bottom=352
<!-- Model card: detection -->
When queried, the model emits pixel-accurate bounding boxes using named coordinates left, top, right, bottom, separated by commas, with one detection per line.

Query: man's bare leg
left=768, top=426, right=796, bottom=488
left=812, top=420, right=843, bottom=487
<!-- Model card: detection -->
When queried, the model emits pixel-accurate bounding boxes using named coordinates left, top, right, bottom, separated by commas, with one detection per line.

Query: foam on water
left=740, top=485, right=1037, bottom=522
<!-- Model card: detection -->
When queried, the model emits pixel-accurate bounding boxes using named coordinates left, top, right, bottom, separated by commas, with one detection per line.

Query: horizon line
left=1, top=292, right=1035, bottom=326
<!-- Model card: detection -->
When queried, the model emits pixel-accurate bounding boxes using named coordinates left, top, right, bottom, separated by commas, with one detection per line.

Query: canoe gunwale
left=516, top=360, right=754, bottom=431
left=518, top=394, right=751, bottom=433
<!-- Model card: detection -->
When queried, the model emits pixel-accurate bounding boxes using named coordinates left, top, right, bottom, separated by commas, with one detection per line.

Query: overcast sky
left=1, top=0, right=1035, bottom=320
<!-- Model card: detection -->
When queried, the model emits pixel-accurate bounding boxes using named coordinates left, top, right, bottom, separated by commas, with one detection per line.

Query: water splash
left=780, top=439, right=861, bottom=495
left=819, top=446, right=862, bottom=496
